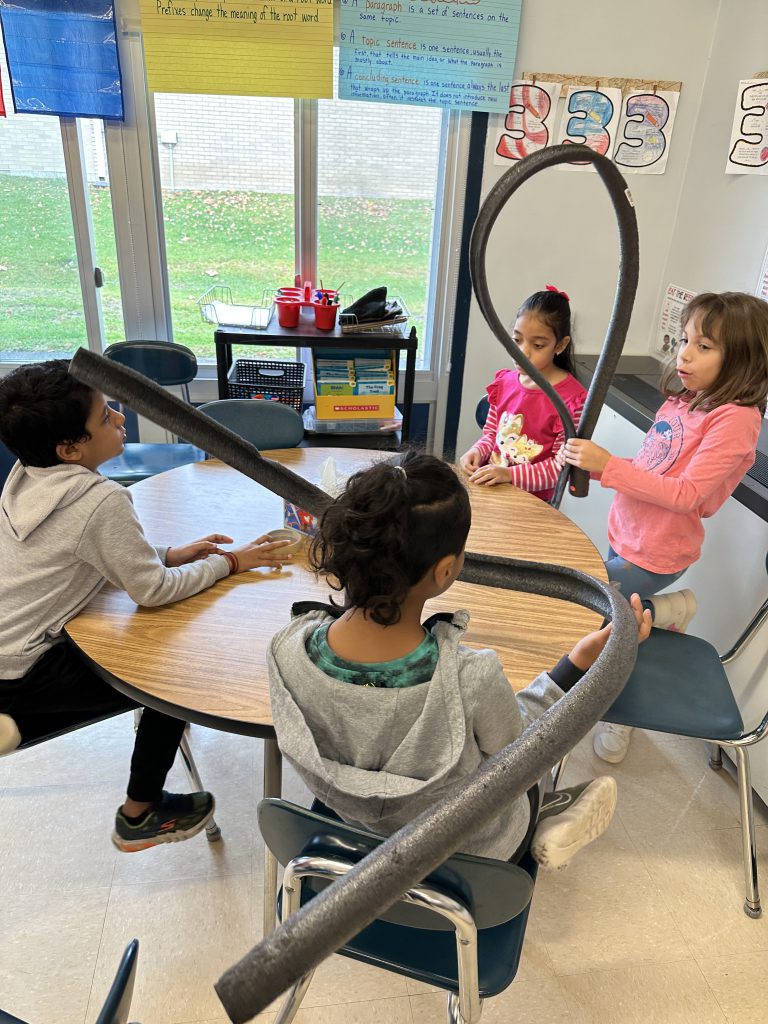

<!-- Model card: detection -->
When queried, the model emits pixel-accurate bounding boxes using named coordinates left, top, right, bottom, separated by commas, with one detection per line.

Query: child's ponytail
left=310, top=453, right=471, bottom=626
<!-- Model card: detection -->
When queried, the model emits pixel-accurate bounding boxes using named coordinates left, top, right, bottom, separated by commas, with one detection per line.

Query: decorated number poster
left=556, top=85, right=622, bottom=169
left=726, top=79, right=768, bottom=175
left=338, top=0, right=521, bottom=112
left=139, top=0, right=333, bottom=99
left=756, top=242, right=768, bottom=304
left=655, top=284, right=696, bottom=358
left=493, top=80, right=561, bottom=165
left=613, top=90, right=679, bottom=174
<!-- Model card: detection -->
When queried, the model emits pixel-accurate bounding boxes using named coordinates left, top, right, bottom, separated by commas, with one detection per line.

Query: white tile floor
left=2, top=719, right=768, bottom=1024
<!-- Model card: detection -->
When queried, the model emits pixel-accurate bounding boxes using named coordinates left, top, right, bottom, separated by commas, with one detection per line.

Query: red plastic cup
left=275, top=297, right=300, bottom=328
left=313, top=301, right=338, bottom=331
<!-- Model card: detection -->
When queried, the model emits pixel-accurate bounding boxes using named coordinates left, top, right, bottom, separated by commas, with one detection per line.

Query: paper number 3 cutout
left=563, top=89, right=615, bottom=154
left=496, top=84, right=553, bottom=161
left=614, top=93, right=671, bottom=168
left=728, top=82, right=768, bottom=168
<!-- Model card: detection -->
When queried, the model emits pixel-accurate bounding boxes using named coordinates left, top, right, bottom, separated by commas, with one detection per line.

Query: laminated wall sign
left=338, top=0, right=521, bottom=112
left=655, top=284, right=696, bottom=359
left=0, top=0, right=123, bottom=119
left=139, top=0, right=333, bottom=99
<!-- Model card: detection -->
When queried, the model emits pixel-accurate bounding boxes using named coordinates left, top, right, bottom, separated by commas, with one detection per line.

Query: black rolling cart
left=214, top=320, right=418, bottom=448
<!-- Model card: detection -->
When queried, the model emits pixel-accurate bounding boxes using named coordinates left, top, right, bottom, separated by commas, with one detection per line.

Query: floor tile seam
left=81, top=883, right=115, bottom=1024
left=108, top=865, right=256, bottom=893
left=690, top=956, right=732, bottom=1024
left=547, top=952, right=697, bottom=979
left=619, top=822, right=752, bottom=841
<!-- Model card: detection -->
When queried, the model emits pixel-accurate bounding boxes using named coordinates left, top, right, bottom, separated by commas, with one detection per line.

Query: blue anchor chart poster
left=338, top=0, right=521, bottom=111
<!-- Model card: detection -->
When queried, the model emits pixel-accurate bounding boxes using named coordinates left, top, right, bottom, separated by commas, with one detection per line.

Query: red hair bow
left=545, top=284, right=570, bottom=302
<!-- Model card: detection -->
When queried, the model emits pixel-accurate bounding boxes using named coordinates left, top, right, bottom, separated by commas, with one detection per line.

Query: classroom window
left=154, top=93, right=297, bottom=361
left=0, top=53, right=124, bottom=363
left=317, top=93, right=443, bottom=372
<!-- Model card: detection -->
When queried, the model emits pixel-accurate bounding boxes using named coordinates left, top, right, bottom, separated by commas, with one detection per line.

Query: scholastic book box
left=313, top=347, right=396, bottom=420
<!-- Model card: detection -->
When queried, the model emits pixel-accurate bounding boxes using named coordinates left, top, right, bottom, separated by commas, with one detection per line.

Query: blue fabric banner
left=0, top=1, right=123, bottom=119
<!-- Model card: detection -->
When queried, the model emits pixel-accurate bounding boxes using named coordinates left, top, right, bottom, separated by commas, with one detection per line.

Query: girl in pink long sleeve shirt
left=564, top=291, right=768, bottom=765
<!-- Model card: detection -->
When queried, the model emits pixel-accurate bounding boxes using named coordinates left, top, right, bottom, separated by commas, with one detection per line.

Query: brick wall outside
left=0, top=64, right=442, bottom=201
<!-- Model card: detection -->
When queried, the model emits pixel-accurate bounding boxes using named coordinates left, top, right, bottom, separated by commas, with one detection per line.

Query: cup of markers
left=312, top=291, right=340, bottom=330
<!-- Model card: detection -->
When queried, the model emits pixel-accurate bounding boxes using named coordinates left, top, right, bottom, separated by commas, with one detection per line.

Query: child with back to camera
left=563, top=292, right=768, bottom=764
left=0, top=360, right=292, bottom=851
left=268, top=454, right=651, bottom=869
left=460, top=286, right=587, bottom=502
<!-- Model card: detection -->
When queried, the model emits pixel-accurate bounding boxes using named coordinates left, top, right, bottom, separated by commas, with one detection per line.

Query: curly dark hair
left=0, top=359, right=94, bottom=467
left=309, top=452, right=471, bottom=626
left=517, top=288, right=576, bottom=374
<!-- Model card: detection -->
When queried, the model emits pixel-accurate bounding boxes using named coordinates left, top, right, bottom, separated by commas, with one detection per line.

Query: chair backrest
left=475, top=396, right=490, bottom=429
left=0, top=439, right=16, bottom=491
left=258, top=799, right=534, bottom=932
left=103, top=341, right=198, bottom=388
left=198, top=399, right=304, bottom=450
left=95, top=939, right=139, bottom=1024
left=0, top=940, right=139, bottom=1024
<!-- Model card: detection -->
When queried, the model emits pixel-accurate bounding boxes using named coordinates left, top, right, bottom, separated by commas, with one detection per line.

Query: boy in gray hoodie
left=0, top=360, right=291, bottom=851
left=269, top=454, right=650, bottom=867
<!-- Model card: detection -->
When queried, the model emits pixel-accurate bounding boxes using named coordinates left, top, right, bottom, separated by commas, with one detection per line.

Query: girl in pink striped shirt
left=460, top=287, right=587, bottom=503
left=564, top=291, right=768, bottom=764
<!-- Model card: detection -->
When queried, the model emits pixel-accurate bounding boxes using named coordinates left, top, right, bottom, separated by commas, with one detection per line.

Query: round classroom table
left=66, top=449, right=607, bottom=936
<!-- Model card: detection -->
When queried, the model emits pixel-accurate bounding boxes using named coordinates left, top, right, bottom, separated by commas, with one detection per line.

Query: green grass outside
left=0, top=174, right=435, bottom=362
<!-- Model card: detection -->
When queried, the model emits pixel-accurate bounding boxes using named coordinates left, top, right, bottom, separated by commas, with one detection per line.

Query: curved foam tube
left=469, top=143, right=639, bottom=505
left=214, top=562, right=636, bottom=1022
left=69, top=348, right=334, bottom=517
left=66, top=187, right=639, bottom=1016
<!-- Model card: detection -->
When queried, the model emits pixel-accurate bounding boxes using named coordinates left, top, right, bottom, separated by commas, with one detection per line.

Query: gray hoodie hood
left=1, top=462, right=106, bottom=542
left=268, top=608, right=563, bottom=858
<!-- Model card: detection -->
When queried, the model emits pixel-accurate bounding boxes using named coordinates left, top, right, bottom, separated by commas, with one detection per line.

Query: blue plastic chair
left=475, top=396, right=490, bottom=429
left=258, top=798, right=537, bottom=1024
left=0, top=440, right=15, bottom=491
left=198, top=399, right=304, bottom=450
left=603, top=568, right=768, bottom=918
left=99, top=341, right=205, bottom=485
left=0, top=939, right=139, bottom=1024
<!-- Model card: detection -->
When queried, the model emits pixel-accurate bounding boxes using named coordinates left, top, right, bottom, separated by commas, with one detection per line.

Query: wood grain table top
left=66, top=450, right=606, bottom=736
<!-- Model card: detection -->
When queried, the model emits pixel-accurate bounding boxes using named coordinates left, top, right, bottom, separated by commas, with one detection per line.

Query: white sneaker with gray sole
left=531, top=776, right=618, bottom=870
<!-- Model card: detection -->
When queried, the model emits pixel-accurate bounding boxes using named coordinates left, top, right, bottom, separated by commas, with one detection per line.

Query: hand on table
left=562, top=438, right=612, bottom=474
left=468, top=465, right=511, bottom=487
left=232, top=535, right=294, bottom=572
left=166, top=534, right=234, bottom=567
left=568, top=593, right=652, bottom=672
left=459, top=447, right=483, bottom=474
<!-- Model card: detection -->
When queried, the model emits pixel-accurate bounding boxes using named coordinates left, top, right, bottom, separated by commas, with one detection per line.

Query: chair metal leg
left=732, top=744, right=761, bottom=918
left=273, top=970, right=315, bottom=1024
left=709, top=743, right=723, bottom=771
left=178, top=732, right=222, bottom=842
left=447, top=991, right=483, bottom=1024
left=263, top=736, right=283, bottom=937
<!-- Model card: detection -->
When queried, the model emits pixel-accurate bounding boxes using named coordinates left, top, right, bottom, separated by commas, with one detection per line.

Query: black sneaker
left=112, top=790, right=215, bottom=853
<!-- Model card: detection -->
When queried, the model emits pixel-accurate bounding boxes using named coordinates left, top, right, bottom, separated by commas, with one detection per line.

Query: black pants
left=0, top=641, right=185, bottom=803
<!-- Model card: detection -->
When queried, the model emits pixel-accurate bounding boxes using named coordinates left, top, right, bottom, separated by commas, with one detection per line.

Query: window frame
left=2, top=0, right=471, bottom=448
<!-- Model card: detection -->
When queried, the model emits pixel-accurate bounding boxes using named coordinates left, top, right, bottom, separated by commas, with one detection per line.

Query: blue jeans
left=605, top=547, right=687, bottom=617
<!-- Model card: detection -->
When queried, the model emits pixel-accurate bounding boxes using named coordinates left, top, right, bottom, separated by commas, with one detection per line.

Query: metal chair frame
left=275, top=855, right=483, bottom=1024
